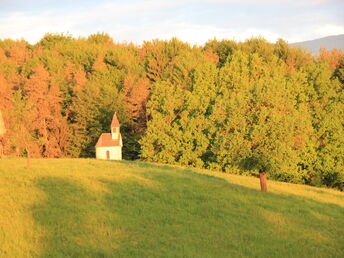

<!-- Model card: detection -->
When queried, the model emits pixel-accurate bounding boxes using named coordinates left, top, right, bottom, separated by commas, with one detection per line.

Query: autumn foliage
left=0, top=33, right=343, bottom=189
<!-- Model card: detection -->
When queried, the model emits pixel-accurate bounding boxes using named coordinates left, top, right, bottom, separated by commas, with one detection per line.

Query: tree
left=204, top=38, right=237, bottom=67
left=140, top=57, right=218, bottom=167
left=6, top=40, right=31, bottom=66
left=306, top=60, right=344, bottom=189
left=211, top=51, right=313, bottom=190
left=0, top=110, right=6, bottom=158
left=123, top=73, right=150, bottom=129
left=24, top=64, right=69, bottom=157
left=68, top=66, right=125, bottom=157
left=10, top=90, right=36, bottom=167
left=318, top=48, right=344, bottom=71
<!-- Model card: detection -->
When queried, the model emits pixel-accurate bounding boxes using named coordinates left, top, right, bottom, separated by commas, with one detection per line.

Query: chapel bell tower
left=111, top=112, right=120, bottom=140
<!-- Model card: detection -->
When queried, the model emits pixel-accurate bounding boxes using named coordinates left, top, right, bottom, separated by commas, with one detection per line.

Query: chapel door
left=106, top=150, right=110, bottom=160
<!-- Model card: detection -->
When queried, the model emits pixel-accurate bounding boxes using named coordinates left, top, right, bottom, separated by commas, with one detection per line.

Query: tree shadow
left=31, top=170, right=343, bottom=257
left=102, top=168, right=344, bottom=257
left=32, top=177, right=123, bottom=257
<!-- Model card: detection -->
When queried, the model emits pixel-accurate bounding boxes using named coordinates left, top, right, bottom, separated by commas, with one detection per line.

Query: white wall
left=96, top=146, right=122, bottom=160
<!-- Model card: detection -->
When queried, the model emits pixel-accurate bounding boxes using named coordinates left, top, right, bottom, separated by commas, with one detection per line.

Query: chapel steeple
left=111, top=112, right=120, bottom=140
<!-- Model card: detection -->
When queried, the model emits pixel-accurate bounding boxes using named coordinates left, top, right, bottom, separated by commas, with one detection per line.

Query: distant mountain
left=289, top=34, right=344, bottom=55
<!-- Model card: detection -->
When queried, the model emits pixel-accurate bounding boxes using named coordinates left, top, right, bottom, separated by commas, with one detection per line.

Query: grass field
left=0, top=158, right=343, bottom=257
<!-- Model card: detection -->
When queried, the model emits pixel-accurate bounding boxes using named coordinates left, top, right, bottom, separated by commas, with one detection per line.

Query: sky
left=0, top=0, right=343, bottom=45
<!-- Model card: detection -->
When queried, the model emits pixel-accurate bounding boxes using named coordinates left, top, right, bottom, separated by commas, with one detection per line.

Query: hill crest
left=289, top=34, right=344, bottom=55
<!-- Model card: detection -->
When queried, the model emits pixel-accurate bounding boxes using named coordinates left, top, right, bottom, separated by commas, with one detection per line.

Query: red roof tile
left=111, top=112, right=120, bottom=127
left=95, top=133, right=122, bottom=147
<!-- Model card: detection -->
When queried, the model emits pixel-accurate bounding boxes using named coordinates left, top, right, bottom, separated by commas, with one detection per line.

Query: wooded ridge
left=0, top=33, right=343, bottom=189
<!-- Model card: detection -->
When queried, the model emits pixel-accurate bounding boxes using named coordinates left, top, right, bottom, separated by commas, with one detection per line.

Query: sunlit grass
left=0, top=158, right=343, bottom=257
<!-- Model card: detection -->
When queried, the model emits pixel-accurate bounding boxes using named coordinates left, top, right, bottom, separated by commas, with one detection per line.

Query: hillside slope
left=290, top=34, right=344, bottom=55
left=0, top=159, right=343, bottom=257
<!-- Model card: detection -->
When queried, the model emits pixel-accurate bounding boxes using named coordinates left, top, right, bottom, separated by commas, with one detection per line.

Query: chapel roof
left=95, top=133, right=122, bottom=148
left=111, top=112, right=120, bottom=127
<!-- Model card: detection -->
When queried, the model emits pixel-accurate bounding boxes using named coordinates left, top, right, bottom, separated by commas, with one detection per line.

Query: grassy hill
left=0, top=159, right=343, bottom=257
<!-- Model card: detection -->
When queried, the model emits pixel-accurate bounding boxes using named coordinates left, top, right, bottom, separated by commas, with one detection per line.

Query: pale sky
left=0, top=0, right=343, bottom=45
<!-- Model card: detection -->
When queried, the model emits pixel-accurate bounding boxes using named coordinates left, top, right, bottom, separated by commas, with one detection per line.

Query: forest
left=0, top=33, right=343, bottom=189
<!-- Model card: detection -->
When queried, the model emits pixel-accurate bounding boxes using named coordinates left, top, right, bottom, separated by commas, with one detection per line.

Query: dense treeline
left=0, top=33, right=343, bottom=189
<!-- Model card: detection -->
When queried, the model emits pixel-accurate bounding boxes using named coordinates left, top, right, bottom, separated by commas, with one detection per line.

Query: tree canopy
left=0, top=34, right=343, bottom=189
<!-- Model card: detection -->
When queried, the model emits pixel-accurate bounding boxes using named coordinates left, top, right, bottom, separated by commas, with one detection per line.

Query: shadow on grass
left=32, top=170, right=344, bottom=257
left=32, top=177, right=122, bottom=257
left=102, top=170, right=344, bottom=257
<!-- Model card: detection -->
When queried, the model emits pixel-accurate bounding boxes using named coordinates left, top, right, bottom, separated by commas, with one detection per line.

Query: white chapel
left=95, top=112, right=122, bottom=160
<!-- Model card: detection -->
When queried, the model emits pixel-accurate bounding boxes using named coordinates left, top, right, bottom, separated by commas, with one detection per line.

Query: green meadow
left=0, top=158, right=343, bottom=257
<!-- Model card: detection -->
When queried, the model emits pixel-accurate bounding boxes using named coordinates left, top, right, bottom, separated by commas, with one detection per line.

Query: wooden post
left=259, top=172, right=267, bottom=192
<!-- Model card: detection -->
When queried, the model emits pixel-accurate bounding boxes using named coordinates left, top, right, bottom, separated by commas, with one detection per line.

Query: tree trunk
left=26, top=149, right=30, bottom=169
left=259, top=172, right=267, bottom=192
left=0, top=139, right=3, bottom=158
